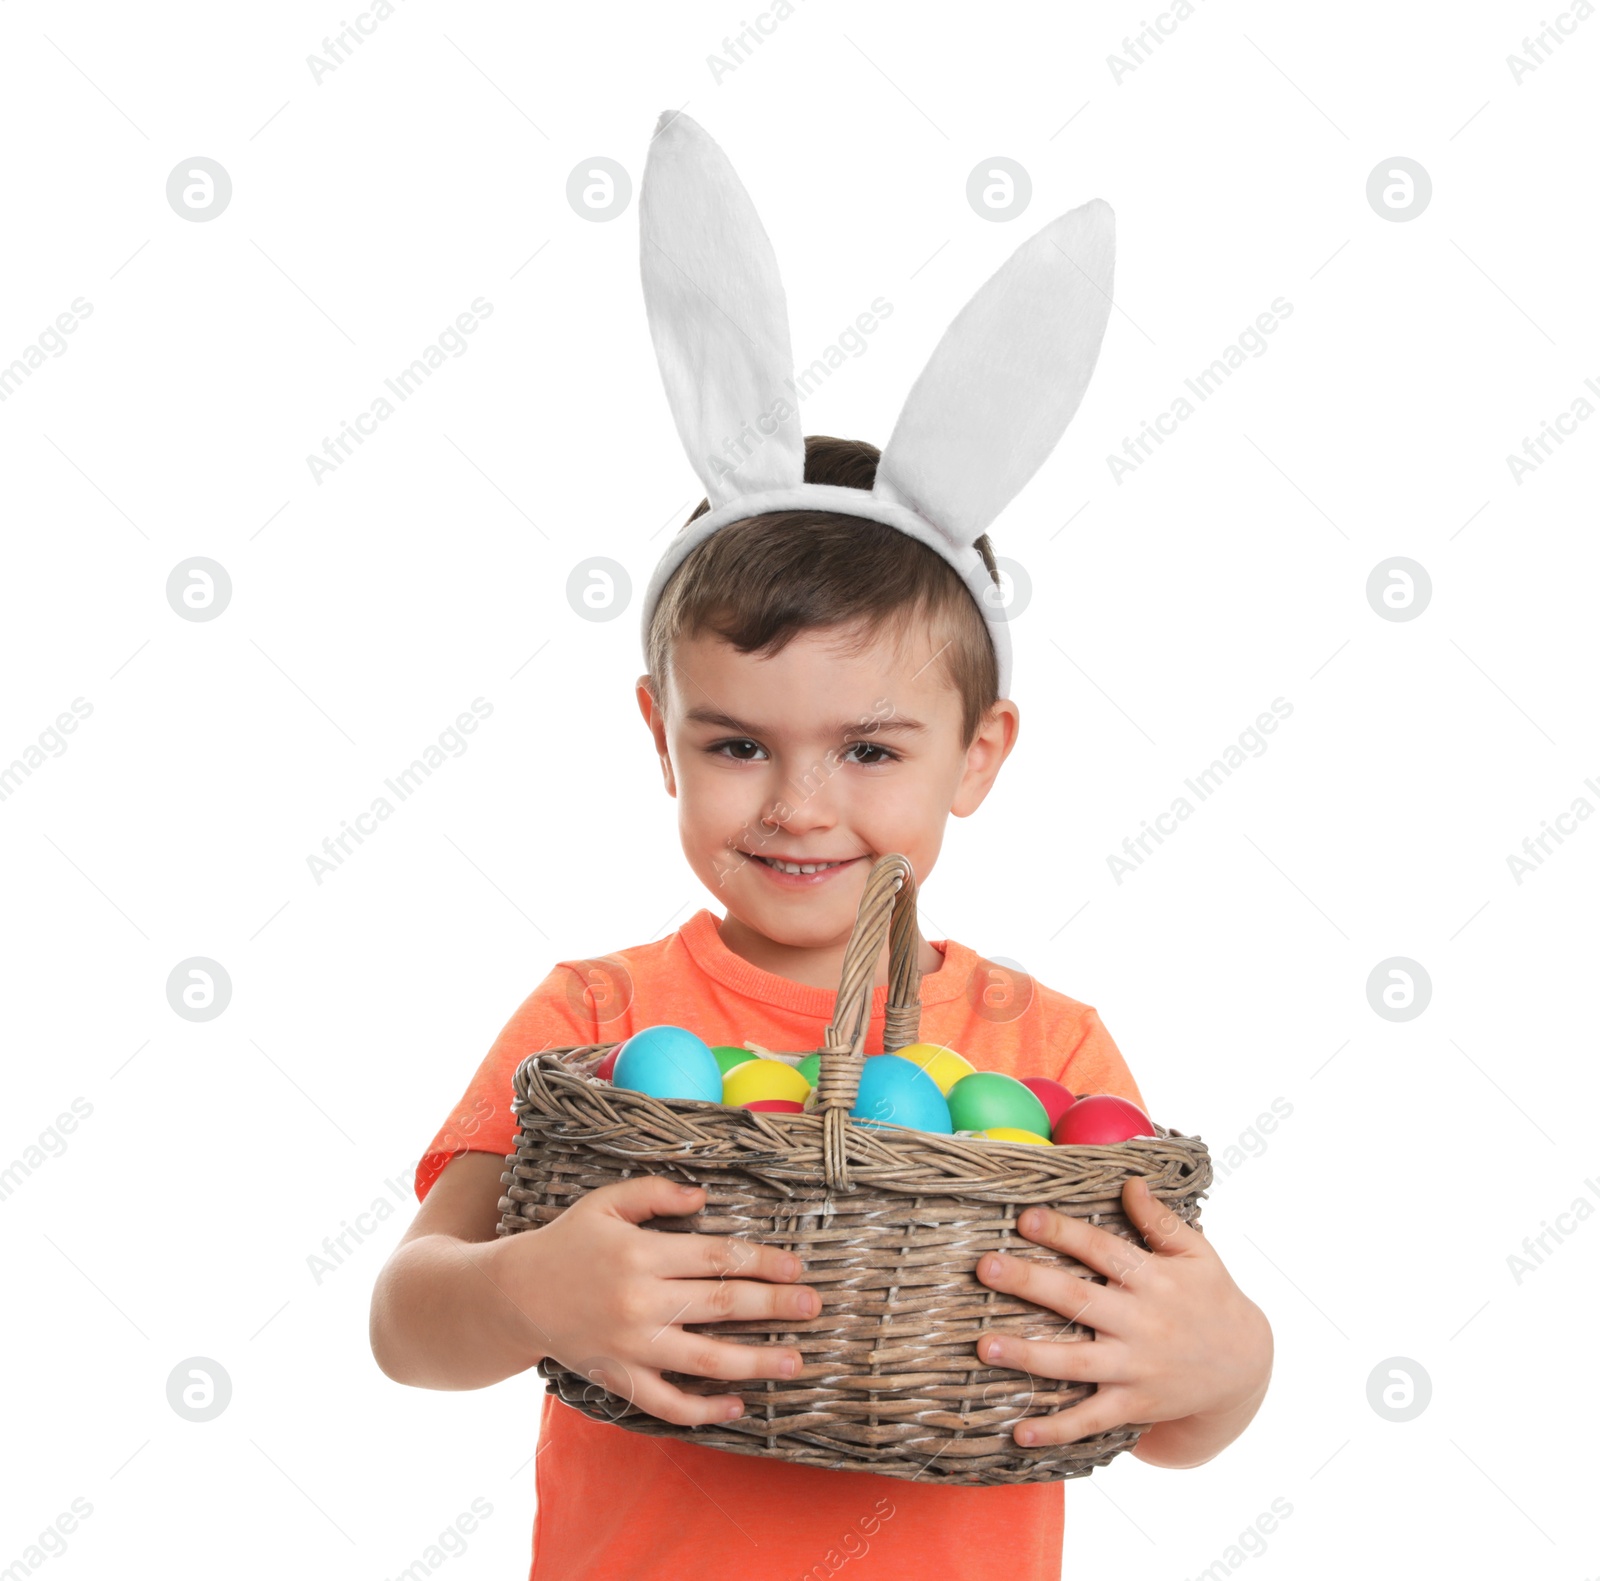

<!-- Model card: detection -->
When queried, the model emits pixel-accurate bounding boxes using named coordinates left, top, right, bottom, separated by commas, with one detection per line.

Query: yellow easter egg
left=722, top=1058, right=812, bottom=1107
left=894, top=1042, right=976, bottom=1096
left=981, top=1126, right=1053, bottom=1146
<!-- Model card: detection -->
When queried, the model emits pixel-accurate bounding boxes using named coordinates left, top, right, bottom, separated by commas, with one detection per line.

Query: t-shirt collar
left=678, top=907, right=971, bottom=1017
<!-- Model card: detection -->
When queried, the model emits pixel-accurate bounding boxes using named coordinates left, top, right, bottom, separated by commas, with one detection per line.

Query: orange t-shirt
left=417, top=907, right=1151, bottom=1581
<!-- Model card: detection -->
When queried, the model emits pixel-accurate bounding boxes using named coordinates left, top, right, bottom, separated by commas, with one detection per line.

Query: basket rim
left=510, top=1048, right=1212, bottom=1204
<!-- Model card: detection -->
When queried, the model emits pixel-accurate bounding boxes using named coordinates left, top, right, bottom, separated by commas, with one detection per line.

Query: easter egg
left=1020, top=1077, right=1076, bottom=1130
left=981, top=1126, right=1053, bottom=1146
left=894, top=1042, right=977, bottom=1095
left=851, top=1054, right=953, bottom=1134
left=723, top=1058, right=811, bottom=1107
left=712, top=1045, right=759, bottom=1076
left=947, top=1072, right=1051, bottom=1138
left=1052, top=1094, right=1155, bottom=1146
left=594, top=1045, right=621, bottom=1081
left=743, top=1098, right=805, bottom=1113
left=796, top=1054, right=821, bottom=1089
left=611, top=1025, right=722, bottom=1102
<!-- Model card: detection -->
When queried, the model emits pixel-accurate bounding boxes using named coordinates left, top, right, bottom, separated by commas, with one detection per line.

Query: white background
left=2, top=1, right=1596, bottom=1577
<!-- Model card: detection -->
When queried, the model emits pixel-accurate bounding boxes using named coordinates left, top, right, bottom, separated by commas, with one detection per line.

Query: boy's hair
left=644, top=435, right=1003, bottom=750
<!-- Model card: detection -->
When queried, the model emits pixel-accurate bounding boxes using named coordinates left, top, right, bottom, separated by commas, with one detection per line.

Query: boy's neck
left=715, top=912, right=945, bottom=992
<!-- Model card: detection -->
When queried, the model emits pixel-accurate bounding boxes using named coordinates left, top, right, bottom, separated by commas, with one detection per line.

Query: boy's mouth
left=746, top=853, right=863, bottom=881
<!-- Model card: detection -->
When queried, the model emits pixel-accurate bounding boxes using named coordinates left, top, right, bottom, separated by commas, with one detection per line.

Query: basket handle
left=814, top=852, right=922, bottom=1191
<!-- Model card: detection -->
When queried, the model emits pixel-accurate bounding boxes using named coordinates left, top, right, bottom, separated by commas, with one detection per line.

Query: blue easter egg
left=850, top=1054, right=954, bottom=1134
left=612, top=1025, right=722, bottom=1102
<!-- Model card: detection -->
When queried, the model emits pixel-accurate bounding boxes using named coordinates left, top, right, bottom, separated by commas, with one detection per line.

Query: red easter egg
left=1020, top=1077, right=1076, bottom=1130
left=595, top=1045, right=622, bottom=1081
left=743, top=1099, right=805, bottom=1113
left=1052, top=1094, right=1154, bottom=1146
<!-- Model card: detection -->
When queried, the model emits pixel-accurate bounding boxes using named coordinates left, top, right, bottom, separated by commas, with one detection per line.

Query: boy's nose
left=759, top=780, right=839, bottom=836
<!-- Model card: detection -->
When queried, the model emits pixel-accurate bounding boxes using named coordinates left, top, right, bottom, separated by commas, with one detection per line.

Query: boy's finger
left=627, top=1368, right=746, bottom=1429
left=1121, top=1175, right=1201, bottom=1255
left=1012, top=1205, right=1154, bottom=1285
left=594, top=1174, right=706, bottom=1225
left=974, top=1249, right=1133, bottom=1333
left=974, top=1330, right=1123, bottom=1384
left=1010, top=1387, right=1134, bottom=1449
left=654, top=1231, right=805, bottom=1284
left=654, top=1275, right=821, bottom=1328
left=655, top=1329, right=806, bottom=1386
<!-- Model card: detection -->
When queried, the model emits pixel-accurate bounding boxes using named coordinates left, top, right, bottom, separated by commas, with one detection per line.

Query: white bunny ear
left=873, top=198, right=1116, bottom=547
left=639, top=111, right=804, bottom=507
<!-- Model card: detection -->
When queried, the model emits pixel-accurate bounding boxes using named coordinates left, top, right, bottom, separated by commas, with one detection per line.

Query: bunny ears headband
left=637, top=110, right=1117, bottom=699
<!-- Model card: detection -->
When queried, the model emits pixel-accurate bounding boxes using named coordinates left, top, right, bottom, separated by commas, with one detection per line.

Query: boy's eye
left=708, top=738, right=767, bottom=761
left=840, top=741, right=899, bottom=766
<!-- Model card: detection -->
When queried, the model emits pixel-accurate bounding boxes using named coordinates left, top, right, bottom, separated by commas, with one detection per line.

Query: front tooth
left=799, top=863, right=818, bottom=873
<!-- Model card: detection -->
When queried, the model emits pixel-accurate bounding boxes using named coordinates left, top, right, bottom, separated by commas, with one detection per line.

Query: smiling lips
left=747, top=853, right=863, bottom=881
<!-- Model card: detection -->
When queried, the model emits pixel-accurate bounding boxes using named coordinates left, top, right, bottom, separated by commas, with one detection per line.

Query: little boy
left=370, top=436, right=1273, bottom=1581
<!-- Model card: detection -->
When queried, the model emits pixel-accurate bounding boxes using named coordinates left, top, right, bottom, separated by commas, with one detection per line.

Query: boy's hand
left=488, top=1175, right=820, bottom=1428
left=973, top=1177, right=1272, bottom=1465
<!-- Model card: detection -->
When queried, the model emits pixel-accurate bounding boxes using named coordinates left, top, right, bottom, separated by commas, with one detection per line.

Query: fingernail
left=725, top=1400, right=743, bottom=1420
left=780, top=1355, right=798, bottom=1377
left=980, top=1255, right=1002, bottom=1279
left=1015, top=1426, right=1036, bottom=1446
left=984, top=1338, right=1006, bottom=1362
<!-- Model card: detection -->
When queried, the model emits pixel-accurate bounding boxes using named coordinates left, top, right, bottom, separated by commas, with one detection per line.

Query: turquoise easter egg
left=850, top=1054, right=953, bottom=1134
left=612, top=1025, right=721, bottom=1102
left=947, top=1072, right=1052, bottom=1137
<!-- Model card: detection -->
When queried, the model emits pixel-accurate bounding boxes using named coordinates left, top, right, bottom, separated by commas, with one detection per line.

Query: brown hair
left=645, top=435, right=1003, bottom=749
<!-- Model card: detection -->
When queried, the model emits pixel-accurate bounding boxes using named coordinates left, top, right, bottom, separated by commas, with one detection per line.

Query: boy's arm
left=369, top=1151, right=824, bottom=1422
left=370, top=1152, right=547, bottom=1390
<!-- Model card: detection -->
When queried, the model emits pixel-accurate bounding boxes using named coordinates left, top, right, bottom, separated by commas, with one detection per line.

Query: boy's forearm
left=1130, top=1375, right=1269, bottom=1469
left=370, top=1233, right=547, bottom=1390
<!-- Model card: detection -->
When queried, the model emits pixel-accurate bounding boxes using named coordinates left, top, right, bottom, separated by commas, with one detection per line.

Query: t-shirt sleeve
left=414, top=962, right=598, bottom=1202
left=1052, top=1005, right=1151, bottom=1118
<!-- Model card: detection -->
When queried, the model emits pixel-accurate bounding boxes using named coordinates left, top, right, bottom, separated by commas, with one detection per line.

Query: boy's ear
left=636, top=675, right=677, bottom=797
left=950, top=699, right=1020, bottom=819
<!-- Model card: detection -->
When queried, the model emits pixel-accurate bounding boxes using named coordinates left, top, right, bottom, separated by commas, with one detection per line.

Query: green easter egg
left=796, top=1054, right=821, bottom=1089
left=947, top=1072, right=1052, bottom=1137
left=712, top=1045, right=759, bottom=1076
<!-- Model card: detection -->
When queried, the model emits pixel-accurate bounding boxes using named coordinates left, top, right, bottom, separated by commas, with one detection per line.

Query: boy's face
left=636, top=621, right=1018, bottom=952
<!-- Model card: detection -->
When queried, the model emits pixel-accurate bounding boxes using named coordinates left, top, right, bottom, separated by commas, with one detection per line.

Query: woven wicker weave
left=497, top=853, right=1211, bottom=1485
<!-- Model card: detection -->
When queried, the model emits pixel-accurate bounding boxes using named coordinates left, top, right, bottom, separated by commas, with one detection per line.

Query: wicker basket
left=497, top=853, right=1211, bottom=1486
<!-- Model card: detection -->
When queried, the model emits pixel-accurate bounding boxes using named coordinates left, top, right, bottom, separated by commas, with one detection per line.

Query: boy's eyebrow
left=684, top=706, right=928, bottom=738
